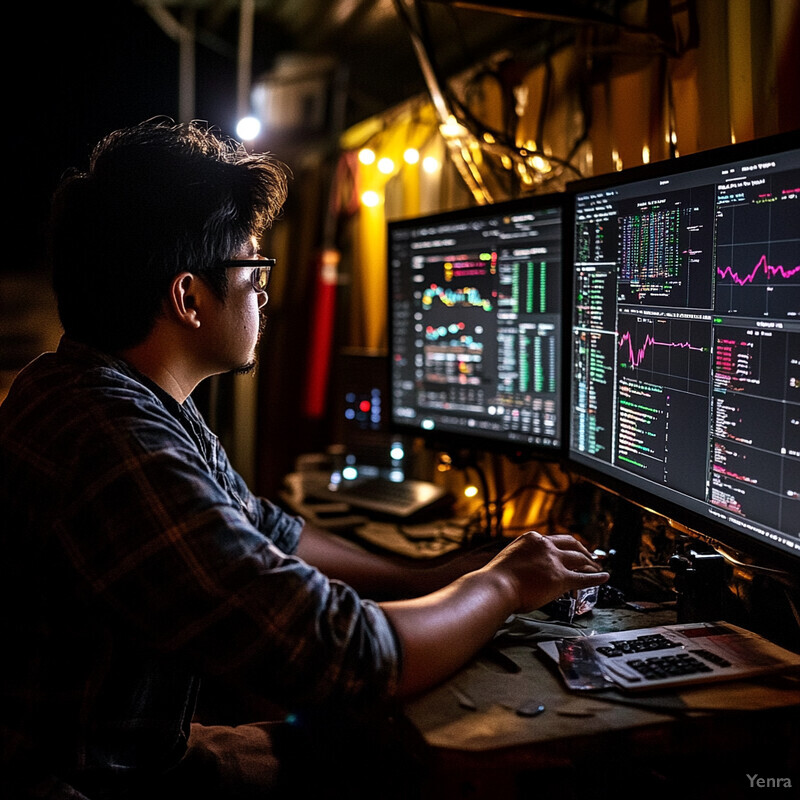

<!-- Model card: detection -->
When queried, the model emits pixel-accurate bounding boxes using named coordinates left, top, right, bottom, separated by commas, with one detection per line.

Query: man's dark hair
left=49, top=118, right=289, bottom=352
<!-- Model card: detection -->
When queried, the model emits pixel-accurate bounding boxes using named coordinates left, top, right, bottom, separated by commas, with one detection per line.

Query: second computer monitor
left=388, top=195, right=566, bottom=457
left=567, top=131, right=799, bottom=565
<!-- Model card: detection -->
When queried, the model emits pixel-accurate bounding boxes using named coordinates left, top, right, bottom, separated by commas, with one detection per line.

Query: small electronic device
left=312, top=348, right=447, bottom=518
left=316, top=474, right=447, bottom=518
left=540, top=621, right=800, bottom=692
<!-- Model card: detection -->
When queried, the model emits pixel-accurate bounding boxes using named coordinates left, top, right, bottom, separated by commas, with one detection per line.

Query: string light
left=361, top=190, right=380, bottom=207
left=347, top=82, right=588, bottom=205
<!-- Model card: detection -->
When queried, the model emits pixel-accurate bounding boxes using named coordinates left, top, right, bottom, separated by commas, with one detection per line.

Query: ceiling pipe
left=238, top=0, right=256, bottom=120
left=142, top=1, right=196, bottom=122
left=179, top=8, right=196, bottom=122
left=393, top=0, right=494, bottom=203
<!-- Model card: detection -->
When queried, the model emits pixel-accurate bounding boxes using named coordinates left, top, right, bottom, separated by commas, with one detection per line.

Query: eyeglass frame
left=219, top=258, right=276, bottom=292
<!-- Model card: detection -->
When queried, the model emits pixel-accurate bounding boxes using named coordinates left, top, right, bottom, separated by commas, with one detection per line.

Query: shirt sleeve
left=257, top=496, right=304, bottom=554
left=52, top=378, right=400, bottom=709
left=192, top=402, right=303, bottom=555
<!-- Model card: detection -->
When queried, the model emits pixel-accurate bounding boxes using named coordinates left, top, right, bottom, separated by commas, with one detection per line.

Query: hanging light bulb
left=236, top=116, right=261, bottom=141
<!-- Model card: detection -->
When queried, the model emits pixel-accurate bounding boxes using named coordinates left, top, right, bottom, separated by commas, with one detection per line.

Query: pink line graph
left=619, top=330, right=704, bottom=368
left=716, top=254, right=799, bottom=286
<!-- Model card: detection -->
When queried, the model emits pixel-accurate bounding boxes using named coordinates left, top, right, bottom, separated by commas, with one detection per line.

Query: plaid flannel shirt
left=0, top=337, right=399, bottom=796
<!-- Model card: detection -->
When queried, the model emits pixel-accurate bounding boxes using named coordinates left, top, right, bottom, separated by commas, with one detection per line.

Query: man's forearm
left=294, top=523, right=435, bottom=598
left=380, top=569, right=517, bottom=697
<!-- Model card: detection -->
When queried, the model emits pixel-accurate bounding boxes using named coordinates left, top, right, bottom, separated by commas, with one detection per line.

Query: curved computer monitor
left=566, top=131, right=799, bottom=568
left=388, top=193, right=566, bottom=459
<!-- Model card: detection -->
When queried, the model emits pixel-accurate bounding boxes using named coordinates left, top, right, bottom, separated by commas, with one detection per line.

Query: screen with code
left=568, top=132, right=799, bottom=562
left=389, top=195, right=565, bottom=456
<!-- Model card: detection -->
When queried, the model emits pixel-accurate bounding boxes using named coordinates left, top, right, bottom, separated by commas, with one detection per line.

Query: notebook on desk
left=538, top=621, right=800, bottom=693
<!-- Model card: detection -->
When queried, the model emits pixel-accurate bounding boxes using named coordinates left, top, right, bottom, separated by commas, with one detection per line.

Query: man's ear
left=170, top=272, right=202, bottom=329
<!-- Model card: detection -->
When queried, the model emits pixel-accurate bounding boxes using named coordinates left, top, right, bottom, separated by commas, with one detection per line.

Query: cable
left=393, top=0, right=585, bottom=197
left=466, top=460, right=493, bottom=539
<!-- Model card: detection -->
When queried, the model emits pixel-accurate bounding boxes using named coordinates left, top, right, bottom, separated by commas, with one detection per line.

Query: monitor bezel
left=386, top=192, right=571, bottom=464
left=563, top=130, right=800, bottom=571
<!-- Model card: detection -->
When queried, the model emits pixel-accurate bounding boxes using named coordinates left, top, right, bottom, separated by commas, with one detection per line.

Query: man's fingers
left=573, top=570, right=610, bottom=586
left=536, top=532, right=595, bottom=556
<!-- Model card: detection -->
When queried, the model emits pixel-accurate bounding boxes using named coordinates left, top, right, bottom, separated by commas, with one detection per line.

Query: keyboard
left=538, top=621, right=800, bottom=692
left=308, top=476, right=447, bottom=518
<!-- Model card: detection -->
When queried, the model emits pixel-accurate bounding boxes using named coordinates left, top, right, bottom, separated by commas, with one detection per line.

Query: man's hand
left=479, top=531, right=606, bottom=614
left=381, top=531, right=608, bottom=697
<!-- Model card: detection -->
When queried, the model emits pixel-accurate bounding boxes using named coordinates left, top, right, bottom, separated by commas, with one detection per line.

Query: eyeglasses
left=220, top=258, right=276, bottom=292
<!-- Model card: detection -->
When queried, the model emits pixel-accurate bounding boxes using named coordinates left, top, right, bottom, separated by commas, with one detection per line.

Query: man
left=0, top=119, right=607, bottom=799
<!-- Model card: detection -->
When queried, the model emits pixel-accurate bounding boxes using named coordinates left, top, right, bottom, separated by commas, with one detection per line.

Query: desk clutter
left=404, top=608, right=800, bottom=756
left=281, top=466, right=476, bottom=558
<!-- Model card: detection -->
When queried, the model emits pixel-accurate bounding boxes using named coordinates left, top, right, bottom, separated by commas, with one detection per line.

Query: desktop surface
left=402, top=606, right=800, bottom=799
left=278, top=460, right=800, bottom=795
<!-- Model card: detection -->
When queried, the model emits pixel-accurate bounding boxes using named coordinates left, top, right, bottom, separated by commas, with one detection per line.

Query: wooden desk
left=402, top=609, right=800, bottom=799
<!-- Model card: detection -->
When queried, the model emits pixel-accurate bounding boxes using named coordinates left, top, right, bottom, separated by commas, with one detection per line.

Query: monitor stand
left=669, top=539, right=728, bottom=622
left=606, top=497, right=643, bottom=599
